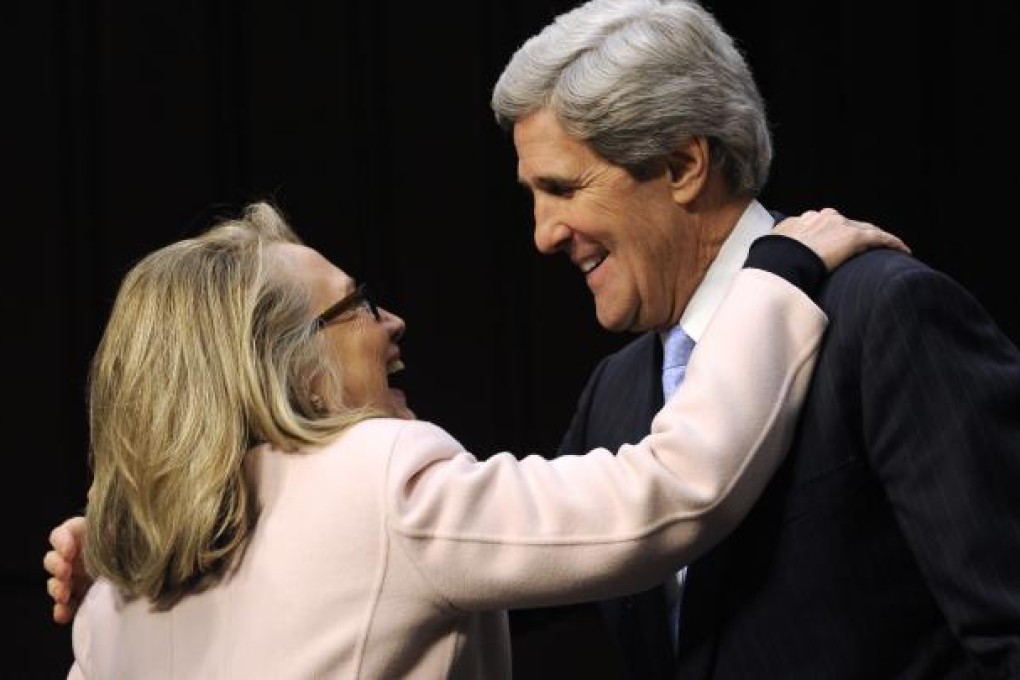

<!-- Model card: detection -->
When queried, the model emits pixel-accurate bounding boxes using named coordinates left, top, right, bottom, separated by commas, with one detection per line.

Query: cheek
left=334, top=331, right=389, bottom=404
left=619, top=210, right=673, bottom=277
left=626, top=217, right=684, bottom=317
left=339, top=363, right=386, bottom=411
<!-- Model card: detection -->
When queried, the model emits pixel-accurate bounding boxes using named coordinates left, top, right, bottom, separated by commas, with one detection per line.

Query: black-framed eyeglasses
left=315, top=283, right=381, bottom=329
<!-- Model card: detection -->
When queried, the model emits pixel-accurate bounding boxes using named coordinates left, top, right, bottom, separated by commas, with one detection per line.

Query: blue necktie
left=662, top=325, right=696, bottom=402
left=661, top=325, right=696, bottom=653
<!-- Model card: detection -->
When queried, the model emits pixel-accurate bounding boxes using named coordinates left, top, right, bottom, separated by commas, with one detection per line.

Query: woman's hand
left=774, top=208, right=910, bottom=270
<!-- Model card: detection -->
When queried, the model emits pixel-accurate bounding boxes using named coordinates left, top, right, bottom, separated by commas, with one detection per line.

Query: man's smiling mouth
left=580, top=253, right=607, bottom=274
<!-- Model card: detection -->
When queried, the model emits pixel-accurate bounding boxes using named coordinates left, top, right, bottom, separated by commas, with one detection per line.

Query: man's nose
left=533, top=196, right=571, bottom=254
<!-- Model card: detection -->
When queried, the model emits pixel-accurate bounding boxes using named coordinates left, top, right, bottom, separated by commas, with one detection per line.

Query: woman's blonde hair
left=84, top=202, right=381, bottom=607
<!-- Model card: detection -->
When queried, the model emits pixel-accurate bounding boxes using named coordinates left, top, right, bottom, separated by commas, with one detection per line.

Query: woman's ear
left=309, top=392, right=327, bottom=414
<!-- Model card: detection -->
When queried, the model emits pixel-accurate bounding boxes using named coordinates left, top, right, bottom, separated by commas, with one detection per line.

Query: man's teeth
left=387, top=359, right=405, bottom=376
left=581, top=255, right=607, bottom=273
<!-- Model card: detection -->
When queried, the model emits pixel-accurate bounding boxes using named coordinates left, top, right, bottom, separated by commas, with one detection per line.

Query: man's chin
left=595, top=306, right=642, bottom=334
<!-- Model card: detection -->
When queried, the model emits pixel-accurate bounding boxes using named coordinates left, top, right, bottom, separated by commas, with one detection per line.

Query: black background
left=8, top=1, right=1018, bottom=676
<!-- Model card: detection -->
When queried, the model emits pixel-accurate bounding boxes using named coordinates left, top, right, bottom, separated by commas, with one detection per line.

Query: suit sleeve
left=387, top=269, right=827, bottom=611
left=862, top=267, right=1020, bottom=674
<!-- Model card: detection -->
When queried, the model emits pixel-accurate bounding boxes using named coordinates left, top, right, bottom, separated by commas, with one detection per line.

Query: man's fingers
left=53, top=602, right=74, bottom=626
left=43, top=550, right=70, bottom=580
left=49, top=527, right=76, bottom=559
left=47, top=577, right=70, bottom=604
left=49, top=516, right=86, bottom=559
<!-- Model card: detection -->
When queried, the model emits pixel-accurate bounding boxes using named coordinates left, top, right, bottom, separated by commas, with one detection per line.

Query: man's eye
left=546, top=184, right=576, bottom=198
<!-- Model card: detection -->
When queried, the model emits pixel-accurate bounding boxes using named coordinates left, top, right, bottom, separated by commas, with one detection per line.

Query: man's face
left=513, top=108, right=702, bottom=333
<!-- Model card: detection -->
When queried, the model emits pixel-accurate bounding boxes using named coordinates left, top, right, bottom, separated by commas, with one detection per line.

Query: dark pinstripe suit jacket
left=510, top=247, right=1020, bottom=679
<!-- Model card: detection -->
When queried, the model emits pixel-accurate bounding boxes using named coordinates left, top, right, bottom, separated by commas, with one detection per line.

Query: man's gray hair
left=491, top=0, right=771, bottom=195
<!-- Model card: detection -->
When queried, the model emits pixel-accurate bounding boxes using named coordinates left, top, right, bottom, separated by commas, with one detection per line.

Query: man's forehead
left=515, top=142, right=586, bottom=184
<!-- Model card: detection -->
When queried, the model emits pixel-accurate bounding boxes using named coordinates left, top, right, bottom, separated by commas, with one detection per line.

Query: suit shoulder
left=826, top=249, right=955, bottom=290
left=819, top=249, right=1010, bottom=352
left=822, top=249, right=970, bottom=309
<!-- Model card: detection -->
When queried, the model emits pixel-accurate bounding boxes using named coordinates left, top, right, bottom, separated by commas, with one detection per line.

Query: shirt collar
left=661, top=200, right=774, bottom=346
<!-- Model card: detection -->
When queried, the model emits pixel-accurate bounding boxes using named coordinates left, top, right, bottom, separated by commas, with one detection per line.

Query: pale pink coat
left=69, top=269, right=825, bottom=679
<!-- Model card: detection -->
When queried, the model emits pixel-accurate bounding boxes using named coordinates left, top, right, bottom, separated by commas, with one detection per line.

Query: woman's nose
left=379, top=306, right=405, bottom=341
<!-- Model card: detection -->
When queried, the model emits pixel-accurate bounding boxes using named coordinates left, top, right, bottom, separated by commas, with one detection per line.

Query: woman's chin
left=389, top=387, right=415, bottom=420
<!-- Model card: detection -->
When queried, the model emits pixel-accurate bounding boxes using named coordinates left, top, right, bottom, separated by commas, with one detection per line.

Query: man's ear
left=666, top=136, right=710, bottom=204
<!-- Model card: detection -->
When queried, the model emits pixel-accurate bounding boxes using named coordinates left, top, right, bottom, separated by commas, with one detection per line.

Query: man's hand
left=43, top=516, right=91, bottom=625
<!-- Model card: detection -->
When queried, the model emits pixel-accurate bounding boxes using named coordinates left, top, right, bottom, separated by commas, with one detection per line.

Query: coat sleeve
left=861, top=266, right=1020, bottom=675
left=387, top=268, right=827, bottom=611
